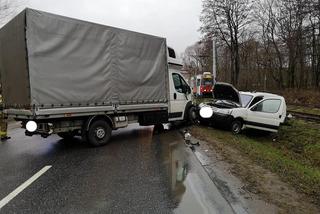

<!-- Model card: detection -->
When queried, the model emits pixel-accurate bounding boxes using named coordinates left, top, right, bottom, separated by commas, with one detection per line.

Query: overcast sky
left=24, top=0, right=202, bottom=55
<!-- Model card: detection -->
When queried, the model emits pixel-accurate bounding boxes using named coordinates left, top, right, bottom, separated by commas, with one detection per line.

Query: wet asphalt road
left=0, top=123, right=234, bottom=214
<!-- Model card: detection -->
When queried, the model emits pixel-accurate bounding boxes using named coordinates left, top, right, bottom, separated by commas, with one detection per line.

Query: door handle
left=174, top=93, right=177, bottom=100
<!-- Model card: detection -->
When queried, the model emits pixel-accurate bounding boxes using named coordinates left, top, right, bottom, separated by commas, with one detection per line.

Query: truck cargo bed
left=0, top=8, right=169, bottom=119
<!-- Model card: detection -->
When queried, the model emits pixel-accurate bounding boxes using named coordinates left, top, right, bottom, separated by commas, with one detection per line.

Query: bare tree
left=200, top=0, right=253, bottom=86
left=255, top=0, right=286, bottom=89
left=182, top=41, right=212, bottom=77
left=196, top=0, right=320, bottom=89
left=277, top=0, right=309, bottom=88
left=308, top=0, right=320, bottom=87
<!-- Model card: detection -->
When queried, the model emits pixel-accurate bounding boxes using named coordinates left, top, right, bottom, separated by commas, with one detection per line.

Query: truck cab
left=167, top=47, right=193, bottom=122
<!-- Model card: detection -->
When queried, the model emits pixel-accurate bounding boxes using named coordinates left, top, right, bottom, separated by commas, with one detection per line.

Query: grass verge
left=288, top=105, right=320, bottom=116
left=190, top=119, right=320, bottom=204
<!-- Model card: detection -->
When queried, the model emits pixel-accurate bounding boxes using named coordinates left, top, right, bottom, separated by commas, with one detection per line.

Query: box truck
left=0, top=8, right=196, bottom=146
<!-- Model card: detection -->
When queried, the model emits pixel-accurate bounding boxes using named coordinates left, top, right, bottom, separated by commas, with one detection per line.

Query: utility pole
left=264, top=73, right=267, bottom=91
left=212, top=39, right=217, bottom=84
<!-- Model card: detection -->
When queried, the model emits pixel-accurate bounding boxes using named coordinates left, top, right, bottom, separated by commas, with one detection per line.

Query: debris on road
left=182, top=129, right=200, bottom=151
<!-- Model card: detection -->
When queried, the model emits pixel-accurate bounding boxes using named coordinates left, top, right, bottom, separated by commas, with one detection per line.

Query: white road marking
left=0, top=165, right=52, bottom=210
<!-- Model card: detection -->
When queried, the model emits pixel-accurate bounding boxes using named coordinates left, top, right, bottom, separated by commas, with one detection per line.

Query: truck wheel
left=58, top=132, right=75, bottom=139
left=188, top=106, right=198, bottom=125
left=154, top=123, right=164, bottom=134
left=87, top=120, right=112, bottom=147
left=231, top=120, right=242, bottom=134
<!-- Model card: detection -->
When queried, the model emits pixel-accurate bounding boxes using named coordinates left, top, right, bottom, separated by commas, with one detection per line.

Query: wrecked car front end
left=198, top=102, right=237, bottom=128
left=197, top=82, right=243, bottom=129
left=197, top=82, right=287, bottom=134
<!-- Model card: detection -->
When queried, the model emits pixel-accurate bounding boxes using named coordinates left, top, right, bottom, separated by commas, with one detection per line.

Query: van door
left=169, top=71, right=191, bottom=121
left=245, top=99, right=283, bottom=132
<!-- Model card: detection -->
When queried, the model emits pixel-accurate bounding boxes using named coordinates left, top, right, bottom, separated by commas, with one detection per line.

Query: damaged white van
left=198, top=82, right=287, bottom=134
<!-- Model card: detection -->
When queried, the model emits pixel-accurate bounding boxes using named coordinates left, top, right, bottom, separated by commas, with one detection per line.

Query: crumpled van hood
left=213, top=82, right=241, bottom=106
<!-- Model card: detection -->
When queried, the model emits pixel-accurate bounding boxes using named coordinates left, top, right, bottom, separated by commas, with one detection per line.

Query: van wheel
left=154, top=124, right=164, bottom=134
left=188, top=106, right=198, bottom=125
left=87, top=120, right=112, bottom=147
left=231, top=120, right=242, bottom=134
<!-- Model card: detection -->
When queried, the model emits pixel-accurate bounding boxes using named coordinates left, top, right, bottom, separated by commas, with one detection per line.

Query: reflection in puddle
left=165, top=142, right=188, bottom=206
left=157, top=132, right=221, bottom=214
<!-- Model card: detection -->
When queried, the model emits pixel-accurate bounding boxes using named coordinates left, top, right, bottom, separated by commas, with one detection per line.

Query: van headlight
left=26, top=121, right=37, bottom=132
left=199, top=106, right=213, bottom=118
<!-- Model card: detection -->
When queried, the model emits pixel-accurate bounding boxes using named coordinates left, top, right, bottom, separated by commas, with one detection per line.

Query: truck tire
left=87, top=119, right=112, bottom=147
left=188, top=106, right=198, bottom=125
left=231, top=120, right=242, bottom=134
left=154, top=123, right=164, bottom=134
left=58, top=132, right=75, bottom=140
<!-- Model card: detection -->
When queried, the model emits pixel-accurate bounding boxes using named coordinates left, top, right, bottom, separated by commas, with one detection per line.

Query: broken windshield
left=240, top=94, right=253, bottom=108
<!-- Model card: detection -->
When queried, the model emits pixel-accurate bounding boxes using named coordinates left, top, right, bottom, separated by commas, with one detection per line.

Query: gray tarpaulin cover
left=0, top=8, right=168, bottom=109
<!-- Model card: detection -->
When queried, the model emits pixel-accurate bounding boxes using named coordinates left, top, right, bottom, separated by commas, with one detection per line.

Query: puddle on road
left=156, top=131, right=232, bottom=214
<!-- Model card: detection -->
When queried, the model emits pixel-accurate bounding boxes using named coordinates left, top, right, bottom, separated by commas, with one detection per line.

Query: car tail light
left=200, top=86, right=204, bottom=93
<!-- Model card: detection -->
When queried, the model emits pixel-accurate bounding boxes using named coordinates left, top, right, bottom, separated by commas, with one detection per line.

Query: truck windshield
left=240, top=94, right=253, bottom=107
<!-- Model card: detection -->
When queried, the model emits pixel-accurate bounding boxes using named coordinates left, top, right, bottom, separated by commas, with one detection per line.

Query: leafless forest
left=183, top=0, right=320, bottom=91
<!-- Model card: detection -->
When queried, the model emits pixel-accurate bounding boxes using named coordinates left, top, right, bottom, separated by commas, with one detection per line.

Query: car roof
left=239, top=91, right=284, bottom=99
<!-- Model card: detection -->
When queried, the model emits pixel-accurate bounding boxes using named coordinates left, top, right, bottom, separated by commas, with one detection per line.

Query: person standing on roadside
left=0, top=90, right=10, bottom=141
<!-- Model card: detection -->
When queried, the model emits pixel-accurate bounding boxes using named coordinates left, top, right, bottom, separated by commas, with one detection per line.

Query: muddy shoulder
left=190, top=127, right=320, bottom=214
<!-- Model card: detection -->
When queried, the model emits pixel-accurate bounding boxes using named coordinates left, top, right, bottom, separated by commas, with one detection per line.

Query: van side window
left=180, top=75, right=189, bottom=88
left=252, top=99, right=281, bottom=113
left=172, top=73, right=189, bottom=93
left=172, top=73, right=183, bottom=93
left=249, top=96, right=263, bottom=108
left=168, top=48, right=176, bottom=58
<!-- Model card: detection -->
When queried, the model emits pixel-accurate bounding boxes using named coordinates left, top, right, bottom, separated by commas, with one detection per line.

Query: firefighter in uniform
left=0, top=94, right=10, bottom=141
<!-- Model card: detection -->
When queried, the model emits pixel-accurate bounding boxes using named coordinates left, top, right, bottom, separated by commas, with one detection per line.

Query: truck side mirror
left=187, top=87, right=191, bottom=94
left=181, top=85, right=188, bottom=94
